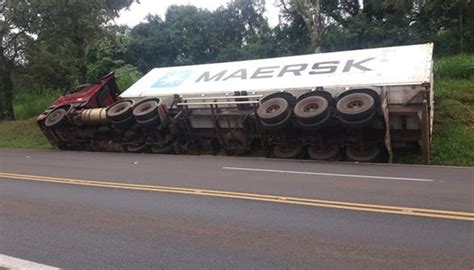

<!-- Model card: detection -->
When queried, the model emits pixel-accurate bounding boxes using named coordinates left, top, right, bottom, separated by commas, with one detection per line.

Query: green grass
left=0, top=118, right=53, bottom=149
left=434, top=54, right=474, bottom=80
left=14, top=89, right=61, bottom=120
left=1, top=55, right=473, bottom=166
left=429, top=78, right=474, bottom=166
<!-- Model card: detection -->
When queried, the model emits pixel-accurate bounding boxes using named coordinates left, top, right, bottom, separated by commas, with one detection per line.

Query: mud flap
left=421, top=99, right=430, bottom=164
left=381, top=92, right=393, bottom=163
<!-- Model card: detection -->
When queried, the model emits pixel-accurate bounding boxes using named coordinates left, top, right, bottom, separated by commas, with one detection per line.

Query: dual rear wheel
left=272, top=143, right=382, bottom=162
left=336, top=90, right=379, bottom=127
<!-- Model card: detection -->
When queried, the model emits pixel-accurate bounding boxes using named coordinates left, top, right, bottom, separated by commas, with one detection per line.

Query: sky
left=115, top=0, right=281, bottom=27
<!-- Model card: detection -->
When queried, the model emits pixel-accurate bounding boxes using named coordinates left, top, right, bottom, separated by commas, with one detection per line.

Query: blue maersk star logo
left=151, top=70, right=193, bottom=88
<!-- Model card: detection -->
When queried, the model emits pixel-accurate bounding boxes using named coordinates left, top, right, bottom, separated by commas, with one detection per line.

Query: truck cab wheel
left=45, top=108, right=67, bottom=127
left=307, top=144, right=340, bottom=160
left=336, top=92, right=376, bottom=121
left=107, top=100, right=133, bottom=122
left=273, top=142, right=304, bottom=159
left=257, top=98, right=290, bottom=125
left=346, top=145, right=382, bottom=162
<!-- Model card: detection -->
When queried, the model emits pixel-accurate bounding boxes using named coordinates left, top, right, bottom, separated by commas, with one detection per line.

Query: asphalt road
left=0, top=149, right=473, bottom=269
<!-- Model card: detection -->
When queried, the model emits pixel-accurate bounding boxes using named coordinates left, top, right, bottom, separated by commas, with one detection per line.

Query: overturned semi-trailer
left=37, top=43, right=434, bottom=163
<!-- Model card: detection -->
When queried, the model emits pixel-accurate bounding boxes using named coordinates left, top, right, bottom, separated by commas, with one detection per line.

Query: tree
left=126, top=14, right=178, bottom=72
left=273, top=6, right=312, bottom=55
left=279, top=0, right=325, bottom=52
left=0, top=0, right=37, bottom=120
left=28, top=0, right=134, bottom=87
left=125, top=1, right=274, bottom=72
left=212, top=0, right=274, bottom=61
left=86, top=25, right=133, bottom=80
left=414, top=0, right=473, bottom=55
left=1, top=0, right=135, bottom=120
left=318, top=0, right=473, bottom=55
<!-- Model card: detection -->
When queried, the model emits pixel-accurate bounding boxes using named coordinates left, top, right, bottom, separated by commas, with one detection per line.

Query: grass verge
left=0, top=118, right=53, bottom=149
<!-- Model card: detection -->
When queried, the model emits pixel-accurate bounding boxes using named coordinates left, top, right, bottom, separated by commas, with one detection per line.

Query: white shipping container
left=121, top=43, right=433, bottom=98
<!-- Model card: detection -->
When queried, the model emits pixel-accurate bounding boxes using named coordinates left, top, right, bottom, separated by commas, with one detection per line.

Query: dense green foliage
left=13, top=89, right=61, bottom=120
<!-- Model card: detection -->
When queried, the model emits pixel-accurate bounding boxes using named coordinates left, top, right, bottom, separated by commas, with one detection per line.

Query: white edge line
left=0, top=254, right=61, bottom=270
left=222, top=167, right=434, bottom=182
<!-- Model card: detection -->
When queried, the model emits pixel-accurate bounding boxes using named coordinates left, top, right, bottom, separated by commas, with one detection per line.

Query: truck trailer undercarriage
left=37, top=44, right=434, bottom=163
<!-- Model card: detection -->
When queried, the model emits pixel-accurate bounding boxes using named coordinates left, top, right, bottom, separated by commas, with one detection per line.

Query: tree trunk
left=0, top=89, right=4, bottom=121
left=1, top=70, right=15, bottom=120
left=294, top=0, right=323, bottom=53
left=77, top=36, right=87, bottom=82
left=459, top=3, right=464, bottom=54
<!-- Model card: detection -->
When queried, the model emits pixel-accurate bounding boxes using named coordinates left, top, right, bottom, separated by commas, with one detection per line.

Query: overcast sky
left=115, top=0, right=281, bottom=27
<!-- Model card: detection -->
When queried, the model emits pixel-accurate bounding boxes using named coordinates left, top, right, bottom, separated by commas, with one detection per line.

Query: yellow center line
left=0, top=172, right=473, bottom=221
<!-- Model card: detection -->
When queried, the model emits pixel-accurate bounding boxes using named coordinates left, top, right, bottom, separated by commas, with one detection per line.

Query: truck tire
left=136, top=114, right=160, bottom=129
left=125, top=144, right=148, bottom=153
left=224, top=131, right=250, bottom=155
left=336, top=93, right=375, bottom=122
left=151, top=144, right=174, bottom=154
left=107, top=100, right=133, bottom=122
left=257, top=98, right=290, bottom=125
left=307, top=144, right=340, bottom=160
left=111, top=114, right=135, bottom=129
left=45, top=108, right=68, bottom=127
left=346, top=145, right=382, bottom=162
left=273, top=142, right=304, bottom=159
left=133, top=99, right=160, bottom=121
left=339, top=110, right=377, bottom=128
left=294, top=96, right=329, bottom=122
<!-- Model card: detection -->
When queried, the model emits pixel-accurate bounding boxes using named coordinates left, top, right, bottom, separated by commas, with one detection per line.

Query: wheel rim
left=337, top=93, right=374, bottom=114
left=308, top=144, right=340, bottom=160
left=266, top=104, right=281, bottom=113
left=114, top=104, right=128, bottom=114
left=151, top=144, right=173, bottom=154
left=274, top=142, right=303, bottom=159
left=304, top=103, right=320, bottom=112
left=346, top=145, right=381, bottom=162
left=133, top=100, right=159, bottom=118
left=107, top=100, right=132, bottom=120
left=294, top=96, right=328, bottom=120
left=140, top=104, right=152, bottom=113
left=347, top=100, right=364, bottom=109
left=257, top=98, right=289, bottom=120
left=126, top=144, right=147, bottom=153
left=45, top=109, right=67, bottom=127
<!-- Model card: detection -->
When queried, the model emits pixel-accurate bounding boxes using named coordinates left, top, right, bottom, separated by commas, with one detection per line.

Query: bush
left=115, top=64, right=143, bottom=92
left=13, top=89, right=61, bottom=120
left=434, top=54, right=474, bottom=80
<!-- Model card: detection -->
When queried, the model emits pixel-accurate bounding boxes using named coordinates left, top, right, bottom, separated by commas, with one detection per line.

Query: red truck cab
left=37, top=73, right=121, bottom=149
left=51, top=72, right=120, bottom=109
